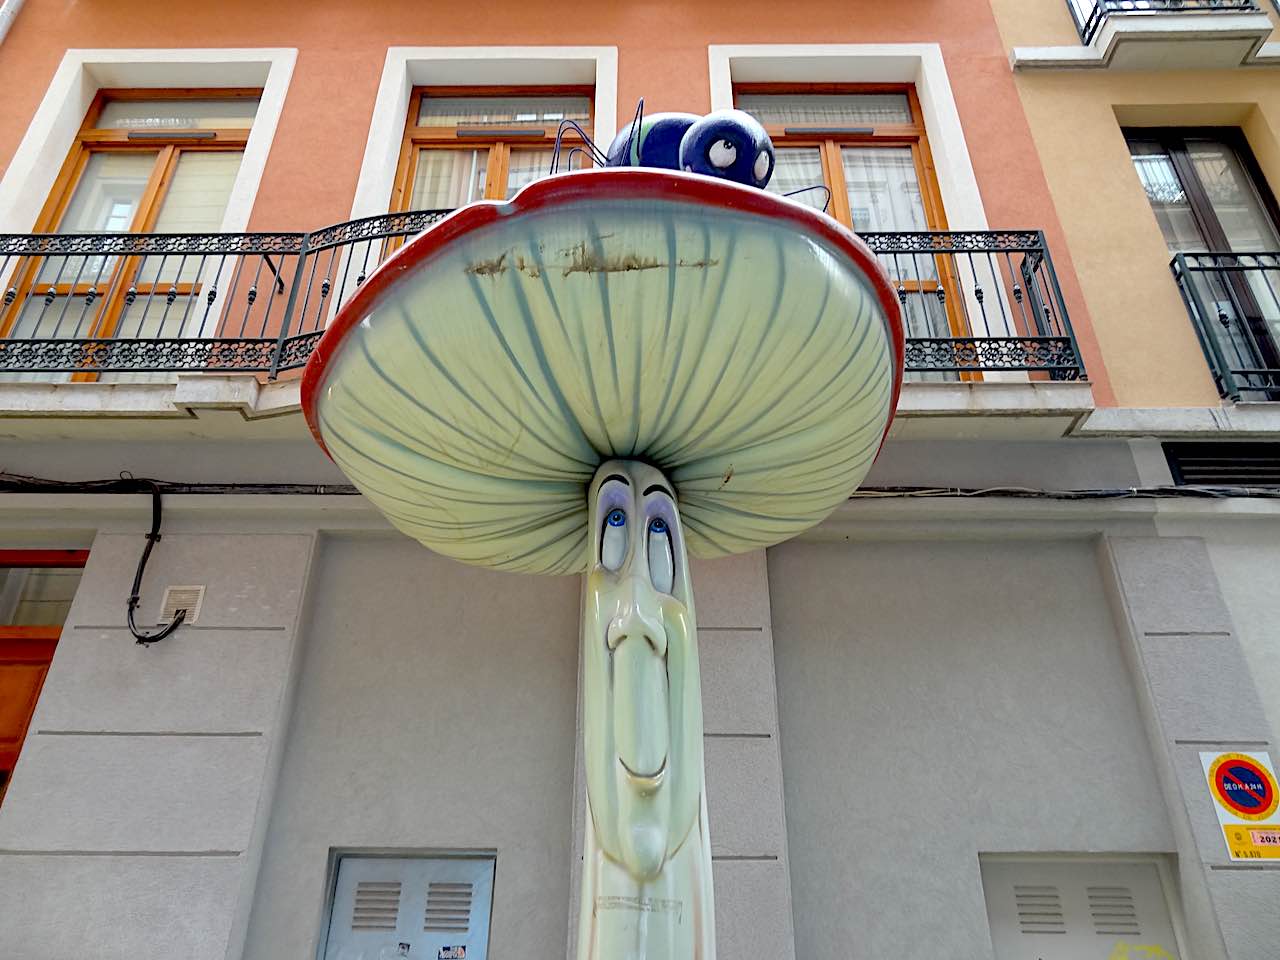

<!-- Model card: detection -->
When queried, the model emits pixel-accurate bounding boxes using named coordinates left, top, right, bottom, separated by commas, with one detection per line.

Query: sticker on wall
left=1200, top=751, right=1280, bottom=860
left=438, top=948, right=466, bottom=960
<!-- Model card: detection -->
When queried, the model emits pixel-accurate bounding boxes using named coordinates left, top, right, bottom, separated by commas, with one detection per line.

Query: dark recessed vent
left=424, top=881, right=473, bottom=933
left=351, top=880, right=401, bottom=931
left=1089, top=885, right=1141, bottom=937
left=1165, top=442, right=1280, bottom=486
left=1014, top=885, right=1066, bottom=935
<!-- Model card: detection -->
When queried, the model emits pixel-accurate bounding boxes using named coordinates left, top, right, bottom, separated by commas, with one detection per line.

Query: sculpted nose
left=609, top=577, right=670, bottom=784
left=607, top=580, right=667, bottom=657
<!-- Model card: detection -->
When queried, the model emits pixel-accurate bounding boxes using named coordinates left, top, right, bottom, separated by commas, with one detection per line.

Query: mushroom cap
left=302, top=169, right=903, bottom=575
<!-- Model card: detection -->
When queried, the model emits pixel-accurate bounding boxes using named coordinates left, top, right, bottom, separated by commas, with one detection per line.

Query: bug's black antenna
left=550, top=118, right=609, bottom=174
left=618, top=97, right=645, bottom=166
left=783, top=184, right=833, bottom=213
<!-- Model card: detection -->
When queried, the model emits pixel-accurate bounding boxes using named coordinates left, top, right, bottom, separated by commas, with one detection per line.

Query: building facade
left=0, top=1, right=1277, bottom=958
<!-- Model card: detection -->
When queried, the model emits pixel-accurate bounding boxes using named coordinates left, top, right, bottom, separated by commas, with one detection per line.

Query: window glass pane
left=58, top=152, right=156, bottom=233
left=136, top=152, right=244, bottom=286
left=0, top=567, right=83, bottom=625
left=151, top=152, right=242, bottom=233
left=764, top=146, right=828, bottom=212
left=1187, top=140, right=1280, bottom=253
left=419, top=96, right=591, bottom=133
left=1128, top=141, right=1210, bottom=254
left=841, top=146, right=928, bottom=232
left=411, top=149, right=488, bottom=208
left=738, top=93, right=912, bottom=127
left=505, top=150, right=557, bottom=198
left=97, top=98, right=259, bottom=130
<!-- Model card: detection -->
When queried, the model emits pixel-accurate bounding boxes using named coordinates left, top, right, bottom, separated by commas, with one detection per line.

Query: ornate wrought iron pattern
left=0, top=216, right=1085, bottom=380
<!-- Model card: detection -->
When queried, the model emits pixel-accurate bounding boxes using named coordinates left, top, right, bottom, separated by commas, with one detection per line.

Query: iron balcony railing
left=0, top=217, right=1085, bottom=383
left=1069, top=0, right=1264, bottom=44
left=1173, top=251, right=1280, bottom=400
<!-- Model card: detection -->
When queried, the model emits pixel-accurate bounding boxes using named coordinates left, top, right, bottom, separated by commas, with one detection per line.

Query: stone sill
left=1076, top=402, right=1280, bottom=437
left=0, top=375, right=1097, bottom=442
left=1012, top=13, right=1277, bottom=70
left=0, top=375, right=305, bottom=440
left=891, top=380, right=1096, bottom=439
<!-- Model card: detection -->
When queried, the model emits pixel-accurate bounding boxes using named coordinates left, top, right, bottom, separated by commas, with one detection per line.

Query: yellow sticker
left=1221, top=824, right=1280, bottom=860
left=1108, top=942, right=1175, bottom=960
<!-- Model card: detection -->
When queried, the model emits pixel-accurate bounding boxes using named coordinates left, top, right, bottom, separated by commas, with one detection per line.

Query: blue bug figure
left=604, top=108, right=775, bottom=190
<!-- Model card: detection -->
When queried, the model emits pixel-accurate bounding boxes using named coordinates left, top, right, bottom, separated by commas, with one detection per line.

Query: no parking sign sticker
left=1201, top=751, right=1280, bottom=860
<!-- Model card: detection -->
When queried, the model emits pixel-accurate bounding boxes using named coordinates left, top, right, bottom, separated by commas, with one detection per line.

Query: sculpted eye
left=647, top=516, right=674, bottom=594
left=754, top=150, right=771, bottom=182
left=601, top=508, right=627, bottom=571
left=708, top=139, right=737, bottom=169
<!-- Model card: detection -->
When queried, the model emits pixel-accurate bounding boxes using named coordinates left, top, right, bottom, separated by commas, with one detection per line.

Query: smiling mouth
left=619, top=755, right=667, bottom=789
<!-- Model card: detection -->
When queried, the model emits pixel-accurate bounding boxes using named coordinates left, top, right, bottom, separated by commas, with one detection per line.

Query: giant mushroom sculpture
left=302, top=168, right=903, bottom=959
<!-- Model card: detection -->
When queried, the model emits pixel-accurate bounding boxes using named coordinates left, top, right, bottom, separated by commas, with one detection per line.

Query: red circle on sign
left=1211, top=755, right=1276, bottom=818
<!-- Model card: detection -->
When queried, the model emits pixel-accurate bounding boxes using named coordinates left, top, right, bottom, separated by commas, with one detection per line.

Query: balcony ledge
left=0, top=375, right=304, bottom=440
left=1012, top=12, right=1278, bottom=70
left=890, top=380, right=1096, bottom=439
left=0, top=375, right=1095, bottom=442
left=1075, top=402, right=1280, bottom=436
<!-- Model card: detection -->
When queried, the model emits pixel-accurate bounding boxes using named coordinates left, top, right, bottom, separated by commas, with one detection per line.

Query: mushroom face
left=582, top=460, right=703, bottom=881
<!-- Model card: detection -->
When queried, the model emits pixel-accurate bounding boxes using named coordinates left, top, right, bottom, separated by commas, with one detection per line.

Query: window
left=321, top=854, right=496, bottom=960
left=735, top=85, right=946, bottom=233
left=391, top=87, right=593, bottom=212
left=0, top=550, right=87, bottom=806
left=0, top=90, right=261, bottom=345
left=1128, top=127, right=1280, bottom=385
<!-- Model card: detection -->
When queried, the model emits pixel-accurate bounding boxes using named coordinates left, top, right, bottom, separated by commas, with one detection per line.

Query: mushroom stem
left=578, top=459, right=716, bottom=959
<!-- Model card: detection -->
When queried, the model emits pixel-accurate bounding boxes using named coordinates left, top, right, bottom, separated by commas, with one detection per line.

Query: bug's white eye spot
left=708, top=139, right=737, bottom=169
left=602, top=508, right=627, bottom=571
left=647, top=517, right=674, bottom=595
left=754, top=150, right=771, bottom=182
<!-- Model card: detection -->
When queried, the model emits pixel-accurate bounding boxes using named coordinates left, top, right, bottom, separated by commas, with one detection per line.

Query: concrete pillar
left=1099, top=536, right=1280, bottom=960
left=568, top=549, right=796, bottom=959
left=0, top=530, right=316, bottom=960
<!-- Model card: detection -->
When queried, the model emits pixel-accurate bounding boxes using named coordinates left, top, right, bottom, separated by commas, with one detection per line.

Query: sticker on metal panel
left=438, top=948, right=466, bottom=960
left=1201, top=751, right=1280, bottom=860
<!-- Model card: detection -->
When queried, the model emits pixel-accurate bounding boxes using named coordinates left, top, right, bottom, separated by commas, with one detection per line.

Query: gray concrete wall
left=0, top=530, right=316, bottom=960
left=241, top=534, right=582, bottom=960
left=768, top=537, right=1175, bottom=960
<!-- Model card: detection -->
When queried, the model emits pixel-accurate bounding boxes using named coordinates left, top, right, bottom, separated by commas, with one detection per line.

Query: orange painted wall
left=0, top=0, right=1112, bottom=403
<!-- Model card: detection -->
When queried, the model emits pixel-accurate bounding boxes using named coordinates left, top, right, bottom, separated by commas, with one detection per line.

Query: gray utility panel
left=323, top=855, right=495, bottom=960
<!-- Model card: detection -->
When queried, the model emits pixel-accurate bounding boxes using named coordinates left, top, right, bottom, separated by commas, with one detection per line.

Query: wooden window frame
left=390, top=84, right=595, bottom=214
left=733, top=83, right=948, bottom=232
left=0, top=88, right=261, bottom=350
left=0, top=549, right=89, bottom=805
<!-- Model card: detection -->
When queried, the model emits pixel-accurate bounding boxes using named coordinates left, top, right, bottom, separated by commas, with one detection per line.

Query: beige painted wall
left=991, top=0, right=1280, bottom=408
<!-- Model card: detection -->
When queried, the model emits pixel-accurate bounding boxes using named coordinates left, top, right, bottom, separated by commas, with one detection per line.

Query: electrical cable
left=126, top=479, right=185, bottom=646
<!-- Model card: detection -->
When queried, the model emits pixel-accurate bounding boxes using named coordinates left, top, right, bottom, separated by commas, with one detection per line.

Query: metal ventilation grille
left=351, top=880, right=401, bottom=931
left=1089, top=885, right=1141, bottom=937
left=424, top=881, right=473, bottom=933
left=158, top=584, right=205, bottom=625
left=1014, top=885, right=1066, bottom=935
left=1164, top=442, right=1280, bottom=486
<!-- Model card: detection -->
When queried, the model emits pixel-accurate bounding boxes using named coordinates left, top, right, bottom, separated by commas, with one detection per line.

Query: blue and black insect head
left=604, top=109, right=775, bottom=190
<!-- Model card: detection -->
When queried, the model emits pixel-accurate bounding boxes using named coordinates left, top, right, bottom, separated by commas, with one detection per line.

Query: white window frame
left=708, top=43, right=990, bottom=232
left=0, top=47, right=297, bottom=234
left=350, top=46, right=618, bottom=220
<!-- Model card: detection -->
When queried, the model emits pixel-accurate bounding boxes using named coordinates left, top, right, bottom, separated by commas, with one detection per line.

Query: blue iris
left=649, top=517, right=668, bottom=534
left=606, top=509, right=627, bottom=527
